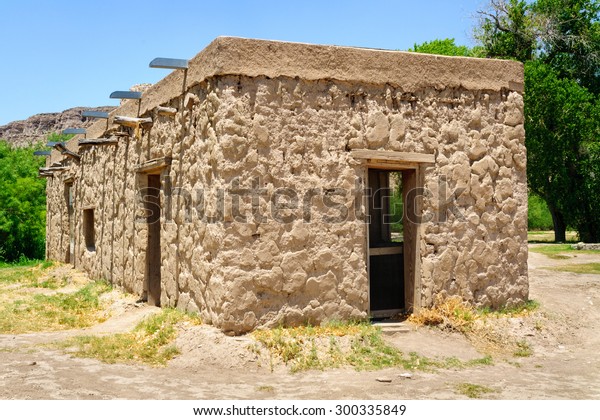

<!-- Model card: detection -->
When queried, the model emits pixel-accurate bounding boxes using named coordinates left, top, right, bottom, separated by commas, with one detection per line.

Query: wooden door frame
left=364, top=161, right=424, bottom=316
left=64, top=180, right=75, bottom=265
left=136, top=157, right=172, bottom=306
left=144, top=173, right=162, bottom=307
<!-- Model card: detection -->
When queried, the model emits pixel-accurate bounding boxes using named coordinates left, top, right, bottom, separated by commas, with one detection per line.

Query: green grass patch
left=32, top=275, right=68, bottom=290
left=0, top=280, right=111, bottom=334
left=0, top=258, right=50, bottom=269
left=0, top=266, right=40, bottom=285
left=530, top=244, right=600, bottom=259
left=0, top=261, right=58, bottom=287
left=455, top=383, right=497, bottom=399
left=544, top=263, right=600, bottom=275
left=345, top=326, right=412, bottom=371
left=514, top=340, right=533, bottom=357
left=251, top=322, right=492, bottom=373
left=527, top=231, right=549, bottom=235
left=57, top=308, right=201, bottom=366
left=478, top=300, right=540, bottom=317
left=0, top=261, right=112, bottom=334
left=252, top=322, right=365, bottom=372
left=443, top=355, right=494, bottom=369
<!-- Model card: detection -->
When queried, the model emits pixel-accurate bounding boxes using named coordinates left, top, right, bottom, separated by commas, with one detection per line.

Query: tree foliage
left=528, top=193, right=554, bottom=230
left=535, top=0, right=600, bottom=93
left=476, top=0, right=537, bottom=61
left=0, top=140, right=48, bottom=261
left=409, top=38, right=486, bottom=57
left=476, top=0, right=600, bottom=241
left=525, top=61, right=599, bottom=241
left=476, top=0, right=600, bottom=80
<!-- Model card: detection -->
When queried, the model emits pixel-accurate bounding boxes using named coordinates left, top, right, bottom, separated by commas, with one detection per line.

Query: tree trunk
left=578, top=220, right=600, bottom=243
left=548, top=205, right=566, bottom=243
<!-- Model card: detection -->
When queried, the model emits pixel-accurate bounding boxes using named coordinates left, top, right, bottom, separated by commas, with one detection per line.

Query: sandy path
left=1, top=247, right=599, bottom=399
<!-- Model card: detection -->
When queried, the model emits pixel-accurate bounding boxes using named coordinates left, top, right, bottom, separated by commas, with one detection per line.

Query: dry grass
left=455, top=383, right=497, bottom=399
left=56, top=308, right=202, bottom=366
left=409, top=296, right=476, bottom=332
left=0, top=262, right=112, bottom=334
left=251, top=321, right=492, bottom=373
left=527, top=231, right=579, bottom=243
left=409, top=295, right=539, bottom=357
left=1, top=262, right=201, bottom=366
left=251, top=322, right=385, bottom=372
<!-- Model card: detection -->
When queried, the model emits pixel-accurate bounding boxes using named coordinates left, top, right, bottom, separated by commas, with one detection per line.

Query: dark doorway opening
left=145, top=175, right=162, bottom=307
left=368, top=168, right=416, bottom=317
left=65, top=182, right=74, bottom=264
left=83, top=209, right=96, bottom=252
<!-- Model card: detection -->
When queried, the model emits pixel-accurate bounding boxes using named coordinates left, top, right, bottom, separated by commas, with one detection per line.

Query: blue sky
left=0, top=0, right=486, bottom=126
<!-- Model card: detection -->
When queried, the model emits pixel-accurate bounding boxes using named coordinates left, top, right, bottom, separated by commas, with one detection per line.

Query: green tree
left=409, top=38, right=486, bottom=57
left=476, top=0, right=537, bottom=61
left=534, top=0, right=600, bottom=94
left=0, top=140, right=48, bottom=261
left=525, top=61, right=598, bottom=241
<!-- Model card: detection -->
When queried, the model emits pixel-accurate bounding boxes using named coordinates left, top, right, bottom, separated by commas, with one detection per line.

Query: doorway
left=368, top=168, right=417, bottom=317
left=65, top=182, right=74, bottom=264
left=145, top=174, right=162, bottom=306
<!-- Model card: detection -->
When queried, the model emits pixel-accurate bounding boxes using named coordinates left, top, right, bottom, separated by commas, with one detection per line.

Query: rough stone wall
left=75, top=137, right=145, bottom=295
left=165, top=77, right=372, bottom=332
left=417, top=90, right=529, bottom=309
left=45, top=175, right=69, bottom=262
left=181, top=75, right=527, bottom=332
left=46, top=134, right=146, bottom=297
left=44, top=39, right=528, bottom=334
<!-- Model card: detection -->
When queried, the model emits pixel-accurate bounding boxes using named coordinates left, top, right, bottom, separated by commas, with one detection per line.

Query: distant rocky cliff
left=0, top=106, right=115, bottom=147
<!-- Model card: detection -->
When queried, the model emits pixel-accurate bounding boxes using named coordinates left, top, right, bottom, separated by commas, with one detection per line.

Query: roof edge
left=53, top=36, right=523, bottom=163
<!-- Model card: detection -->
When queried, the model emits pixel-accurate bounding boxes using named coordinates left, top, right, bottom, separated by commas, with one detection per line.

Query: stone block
left=366, top=111, right=389, bottom=148
left=471, top=155, right=499, bottom=178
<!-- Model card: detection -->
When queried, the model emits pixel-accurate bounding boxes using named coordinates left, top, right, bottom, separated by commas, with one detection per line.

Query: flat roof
left=52, top=37, right=523, bottom=163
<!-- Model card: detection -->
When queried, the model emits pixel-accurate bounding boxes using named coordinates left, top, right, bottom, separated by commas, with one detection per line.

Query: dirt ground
left=0, top=245, right=599, bottom=400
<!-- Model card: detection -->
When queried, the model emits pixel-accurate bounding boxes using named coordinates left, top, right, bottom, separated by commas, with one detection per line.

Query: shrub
left=528, top=193, right=553, bottom=230
left=0, top=140, right=48, bottom=261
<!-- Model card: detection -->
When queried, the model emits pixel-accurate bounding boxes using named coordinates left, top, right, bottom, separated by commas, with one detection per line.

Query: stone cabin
left=43, top=37, right=528, bottom=334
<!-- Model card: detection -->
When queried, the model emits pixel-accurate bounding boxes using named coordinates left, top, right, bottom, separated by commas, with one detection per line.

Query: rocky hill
left=0, top=106, right=116, bottom=147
